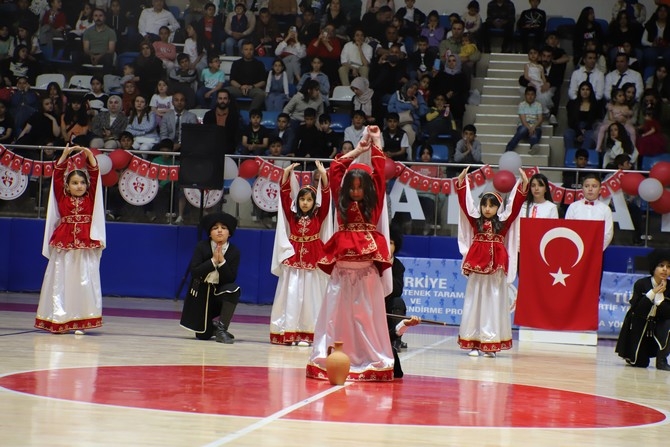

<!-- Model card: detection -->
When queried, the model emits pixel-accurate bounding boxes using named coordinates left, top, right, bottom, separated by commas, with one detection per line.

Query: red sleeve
left=53, top=160, right=66, bottom=202
left=87, top=161, right=100, bottom=198
left=280, top=178, right=293, bottom=218
left=502, top=184, right=528, bottom=231
left=456, top=181, right=477, bottom=227
left=371, top=144, right=386, bottom=214
left=306, top=39, right=319, bottom=57
left=329, top=154, right=353, bottom=204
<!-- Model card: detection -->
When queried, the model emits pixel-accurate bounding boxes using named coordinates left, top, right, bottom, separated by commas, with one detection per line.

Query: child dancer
left=180, top=212, right=241, bottom=343
left=456, top=166, right=528, bottom=357
left=307, top=126, right=396, bottom=381
left=35, top=145, right=106, bottom=334
left=270, top=161, right=332, bottom=345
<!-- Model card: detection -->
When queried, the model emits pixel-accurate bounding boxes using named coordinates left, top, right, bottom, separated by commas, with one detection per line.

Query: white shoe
left=549, top=114, right=558, bottom=125
left=175, top=216, right=183, bottom=224
left=74, top=330, right=85, bottom=335
left=468, top=349, right=479, bottom=357
left=297, top=341, right=310, bottom=347
left=483, top=352, right=496, bottom=358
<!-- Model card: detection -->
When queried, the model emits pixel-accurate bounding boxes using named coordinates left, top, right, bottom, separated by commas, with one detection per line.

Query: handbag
left=398, top=110, right=414, bottom=126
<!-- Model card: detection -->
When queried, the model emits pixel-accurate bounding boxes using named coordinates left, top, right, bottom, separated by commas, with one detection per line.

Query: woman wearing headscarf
left=386, top=79, right=427, bottom=147
left=134, top=41, right=165, bottom=98
left=616, top=249, right=670, bottom=371
left=351, top=76, right=375, bottom=122
left=431, top=53, right=468, bottom=125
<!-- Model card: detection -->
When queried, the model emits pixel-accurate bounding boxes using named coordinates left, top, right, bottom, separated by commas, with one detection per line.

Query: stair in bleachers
left=474, top=52, right=553, bottom=168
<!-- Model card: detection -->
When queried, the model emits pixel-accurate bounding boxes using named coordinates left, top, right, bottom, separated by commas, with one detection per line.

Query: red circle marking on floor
left=0, top=365, right=664, bottom=428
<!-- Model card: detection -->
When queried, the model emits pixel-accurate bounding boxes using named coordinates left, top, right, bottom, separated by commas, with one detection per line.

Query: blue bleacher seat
left=439, top=15, right=450, bottom=30
left=169, top=5, right=181, bottom=20
left=546, top=17, right=576, bottom=35
left=288, top=83, right=297, bottom=96
left=595, top=18, right=609, bottom=37
left=117, top=52, right=139, bottom=71
left=564, top=148, right=600, bottom=168
left=261, top=110, right=280, bottom=129
left=641, top=153, right=670, bottom=171
left=240, top=109, right=249, bottom=126
left=329, top=113, right=351, bottom=133
left=258, top=56, right=275, bottom=72
left=644, top=65, right=656, bottom=82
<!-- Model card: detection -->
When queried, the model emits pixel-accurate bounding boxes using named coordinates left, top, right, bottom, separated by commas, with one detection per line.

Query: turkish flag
left=0, top=150, right=12, bottom=166
left=158, top=166, right=168, bottom=180
left=128, top=156, right=141, bottom=172
left=481, top=164, right=494, bottom=179
left=604, top=170, right=624, bottom=192
left=398, top=168, right=412, bottom=184
left=471, top=168, right=486, bottom=186
left=523, top=166, right=540, bottom=178
left=515, top=219, right=604, bottom=330
left=549, top=183, right=564, bottom=203
left=441, top=178, right=452, bottom=195
left=43, top=162, right=54, bottom=177
left=168, top=166, right=179, bottom=181
left=147, top=163, right=159, bottom=179
left=563, top=189, right=576, bottom=204
left=32, top=161, right=42, bottom=177
left=21, top=159, right=32, bottom=175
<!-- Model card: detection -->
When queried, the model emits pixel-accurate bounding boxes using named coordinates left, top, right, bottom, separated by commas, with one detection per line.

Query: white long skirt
left=269, top=265, right=327, bottom=344
left=306, top=261, right=394, bottom=381
left=35, top=248, right=103, bottom=333
left=457, top=270, right=513, bottom=353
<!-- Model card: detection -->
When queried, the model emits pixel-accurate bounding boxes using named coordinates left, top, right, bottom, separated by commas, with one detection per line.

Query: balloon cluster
left=493, top=152, right=523, bottom=193
left=92, top=148, right=133, bottom=187
left=228, top=158, right=259, bottom=203
left=621, top=161, right=670, bottom=214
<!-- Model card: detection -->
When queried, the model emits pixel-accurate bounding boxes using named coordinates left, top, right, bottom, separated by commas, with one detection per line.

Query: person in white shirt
left=568, top=50, right=605, bottom=101
left=338, top=28, right=373, bottom=86
left=520, top=173, right=559, bottom=219
left=565, top=173, right=614, bottom=250
left=138, top=0, right=180, bottom=41
left=604, top=53, right=643, bottom=102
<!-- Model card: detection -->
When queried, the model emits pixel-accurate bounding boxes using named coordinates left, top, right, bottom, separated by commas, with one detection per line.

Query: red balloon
left=101, top=170, right=119, bottom=187
left=238, top=159, right=259, bottom=179
left=651, top=190, right=670, bottom=214
left=650, top=161, right=670, bottom=187
left=89, top=147, right=102, bottom=156
left=492, top=170, right=516, bottom=193
left=109, top=149, right=132, bottom=170
left=384, top=157, right=396, bottom=180
left=621, top=172, right=645, bottom=196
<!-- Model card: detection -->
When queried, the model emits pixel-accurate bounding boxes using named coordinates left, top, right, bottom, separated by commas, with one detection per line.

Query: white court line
left=201, top=335, right=453, bottom=447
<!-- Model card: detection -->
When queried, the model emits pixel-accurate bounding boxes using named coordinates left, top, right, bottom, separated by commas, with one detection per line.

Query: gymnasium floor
left=1, top=292, right=669, bottom=447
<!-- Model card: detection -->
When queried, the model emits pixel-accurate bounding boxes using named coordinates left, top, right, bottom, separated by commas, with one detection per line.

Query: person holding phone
left=306, top=24, right=342, bottom=87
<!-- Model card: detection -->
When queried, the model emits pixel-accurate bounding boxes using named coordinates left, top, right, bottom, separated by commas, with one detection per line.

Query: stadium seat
left=240, top=109, right=250, bottom=126
left=117, top=52, right=139, bottom=72
left=68, top=75, right=93, bottom=90
left=261, top=110, right=280, bottom=129
left=641, top=153, right=670, bottom=170
left=329, top=85, right=353, bottom=103
left=190, top=108, right=209, bottom=124
left=257, top=56, right=275, bottom=72
left=34, top=73, right=65, bottom=89
left=546, top=17, right=576, bottom=38
left=329, top=113, right=351, bottom=133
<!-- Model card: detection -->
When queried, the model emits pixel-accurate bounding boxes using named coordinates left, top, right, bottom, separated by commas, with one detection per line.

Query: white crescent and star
left=538, top=228, right=585, bottom=286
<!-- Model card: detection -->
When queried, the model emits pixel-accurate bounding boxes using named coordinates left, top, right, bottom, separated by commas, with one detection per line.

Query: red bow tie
left=585, top=201, right=595, bottom=205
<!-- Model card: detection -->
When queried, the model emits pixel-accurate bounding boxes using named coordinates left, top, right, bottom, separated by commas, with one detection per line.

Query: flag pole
left=386, top=313, right=448, bottom=326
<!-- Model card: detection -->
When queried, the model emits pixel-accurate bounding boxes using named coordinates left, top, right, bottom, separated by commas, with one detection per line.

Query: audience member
left=203, top=89, right=242, bottom=151
left=169, top=53, right=198, bottom=109
left=517, top=0, right=546, bottom=53
left=196, top=55, right=225, bottom=108
left=240, top=109, right=270, bottom=155
left=138, top=0, right=180, bottom=41
left=265, top=58, right=290, bottom=111
left=318, top=113, right=341, bottom=157
left=89, top=95, right=128, bottom=148
left=274, top=25, right=306, bottom=84
left=16, top=96, right=61, bottom=149
left=271, top=112, right=296, bottom=155
left=573, top=7, right=605, bottom=66
left=253, top=7, right=281, bottom=55
left=297, top=56, right=331, bottom=106
left=153, top=25, right=178, bottom=71
left=339, top=28, right=372, bottom=86
left=228, top=41, right=267, bottom=111
left=454, top=124, right=482, bottom=164
left=223, top=2, right=255, bottom=56
left=481, top=0, right=515, bottom=53
left=642, top=5, right=670, bottom=68
left=420, top=10, right=445, bottom=50
left=395, top=0, right=426, bottom=40
left=438, top=19, right=480, bottom=78
left=343, top=110, right=366, bottom=145
left=505, top=85, right=543, bottom=154
left=432, top=54, right=468, bottom=125
left=564, top=81, right=602, bottom=151
left=568, top=49, right=606, bottom=101
left=408, top=36, right=437, bottom=81
left=159, top=92, right=198, bottom=152
left=126, top=94, right=159, bottom=152
left=604, top=53, right=644, bottom=102
left=306, top=24, right=342, bottom=87
left=134, top=42, right=165, bottom=98
left=80, top=7, right=117, bottom=74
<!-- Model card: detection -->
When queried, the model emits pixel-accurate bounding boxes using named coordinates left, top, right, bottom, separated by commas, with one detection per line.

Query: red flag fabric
left=0, top=150, right=12, bottom=166
left=604, top=170, right=624, bottom=192
left=441, top=178, right=452, bottom=195
left=523, top=166, right=540, bottom=178
left=549, top=183, right=565, bottom=203
left=10, top=156, right=22, bottom=171
left=32, top=161, right=42, bottom=177
left=515, top=219, right=604, bottom=330
left=43, top=162, right=54, bottom=177
left=138, top=160, right=150, bottom=176
left=21, top=158, right=32, bottom=175
left=471, top=168, right=486, bottom=186
left=158, top=166, right=168, bottom=180
left=168, top=166, right=179, bottom=181
left=600, top=184, right=611, bottom=198
left=398, top=168, right=412, bottom=184
left=147, top=163, right=159, bottom=179
left=576, top=190, right=585, bottom=201
left=481, top=164, right=494, bottom=179
left=563, top=189, right=576, bottom=204
left=128, top=156, right=141, bottom=172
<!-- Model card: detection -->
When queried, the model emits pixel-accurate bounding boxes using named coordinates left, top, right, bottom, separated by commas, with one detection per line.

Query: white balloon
left=229, top=177, right=252, bottom=203
left=223, top=156, right=239, bottom=180
left=638, top=178, right=664, bottom=202
left=498, top=151, right=522, bottom=173
left=95, top=154, right=113, bottom=175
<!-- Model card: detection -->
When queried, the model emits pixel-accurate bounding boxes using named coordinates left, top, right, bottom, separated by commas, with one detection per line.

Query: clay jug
left=325, top=341, right=350, bottom=385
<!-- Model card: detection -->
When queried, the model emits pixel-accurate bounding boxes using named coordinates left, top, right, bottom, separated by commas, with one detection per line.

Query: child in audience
left=382, top=112, right=410, bottom=161
left=150, top=79, right=173, bottom=126
left=462, top=1, right=482, bottom=38
left=319, top=113, right=341, bottom=158
left=240, top=109, right=270, bottom=155
left=454, top=124, right=482, bottom=164
left=296, top=108, right=327, bottom=166
left=601, top=122, right=638, bottom=168
left=343, top=110, right=366, bottom=146
left=265, top=58, right=290, bottom=111
left=169, top=53, right=198, bottom=109
left=273, top=112, right=296, bottom=155
left=196, top=55, right=225, bottom=108
left=153, top=25, right=177, bottom=71
left=636, top=109, right=666, bottom=168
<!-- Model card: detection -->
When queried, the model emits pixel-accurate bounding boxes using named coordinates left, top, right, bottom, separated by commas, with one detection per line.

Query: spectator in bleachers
left=624, top=81, right=641, bottom=120
left=298, top=6, right=321, bottom=46
left=517, top=0, right=546, bottom=54
left=578, top=38, right=609, bottom=73
left=454, top=124, right=481, bottom=164
left=194, top=2, right=223, bottom=58
left=480, top=0, right=515, bottom=53
left=462, top=1, right=482, bottom=40
left=223, top=2, right=255, bottom=56
left=365, top=0, right=394, bottom=15
left=271, top=112, right=296, bottom=154
left=646, top=60, right=670, bottom=102
left=159, top=92, right=197, bottom=152
left=228, top=40, right=267, bottom=110
left=202, top=89, right=242, bottom=150
left=265, top=58, right=290, bottom=111
left=283, top=79, right=325, bottom=127
left=387, top=79, right=426, bottom=147
left=619, top=41, right=643, bottom=72
left=573, top=7, right=606, bottom=66
left=80, top=7, right=116, bottom=74
left=106, top=0, right=131, bottom=52
left=420, top=10, right=445, bottom=50
left=0, top=25, right=10, bottom=61
left=196, top=55, right=225, bottom=108
left=89, top=95, right=127, bottom=148
left=83, top=75, right=108, bottom=116
left=254, top=7, right=282, bottom=56
left=639, top=88, right=663, bottom=123
left=611, top=0, right=646, bottom=24
left=604, top=52, right=644, bottom=102
left=408, top=36, right=437, bottom=81
left=607, top=11, right=643, bottom=66
left=370, top=42, right=407, bottom=107
left=66, top=1, right=94, bottom=60
left=540, top=46, right=563, bottom=119
left=134, top=41, right=165, bottom=98
left=240, top=108, right=270, bottom=155
left=338, top=28, right=372, bottom=86
left=149, top=78, right=173, bottom=125
left=375, top=24, right=407, bottom=61
left=505, top=85, right=543, bottom=154
left=60, top=95, right=89, bottom=145
left=565, top=81, right=602, bottom=151
left=138, top=0, right=180, bottom=42
left=438, top=19, right=479, bottom=79
left=269, top=0, right=298, bottom=29
left=0, top=100, right=14, bottom=144
left=326, top=0, right=356, bottom=42
left=169, top=53, right=197, bottom=108
left=642, top=5, right=670, bottom=68
left=543, top=31, right=570, bottom=75
left=340, top=139, right=354, bottom=154
left=294, top=107, right=326, bottom=165
left=15, top=95, right=62, bottom=147
left=47, top=81, right=66, bottom=118
left=601, top=121, right=639, bottom=168
left=562, top=148, right=590, bottom=191
left=297, top=55, right=330, bottom=106
left=423, top=92, right=458, bottom=145
left=636, top=108, right=666, bottom=166
left=153, top=25, right=177, bottom=72
left=4, top=44, right=38, bottom=85
left=121, top=79, right=139, bottom=115
left=395, top=0, right=425, bottom=41
left=126, top=94, right=159, bottom=152
left=318, top=113, right=341, bottom=157
left=382, top=111, right=409, bottom=161
left=275, top=25, right=306, bottom=84
left=184, top=0, right=208, bottom=26
left=432, top=53, right=468, bottom=125
left=183, top=24, right=208, bottom=76
left=596, top=87, right=636, bottom=151
left=361, top=5, right=393, bottom=43
left=343, top=109, right=366, bottom=145
left=38, top=0, right=68, bottom=47
left=351, top=75, right=375, bottom=120
left=569, top=49, right=606, bottom=101
left=11, top=0, right=38, bottom=37
left=9, top=76, right=38, bottom=131
left=306, top=24, right=341, bottom=88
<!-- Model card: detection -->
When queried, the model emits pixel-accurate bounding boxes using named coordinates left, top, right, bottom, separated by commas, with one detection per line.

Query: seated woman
left=616, top=249, right=670, bottom=371
left=387, top=79, right=428, bottom=148
left=180, top=212, right=241, bottom=344
left=564, top=81, right=602, bottom=151
left=15, top=96, right=62, bottom=151
left=126, top=94, right=159, bottom=152
left=89, top=95, right=128, bottom=149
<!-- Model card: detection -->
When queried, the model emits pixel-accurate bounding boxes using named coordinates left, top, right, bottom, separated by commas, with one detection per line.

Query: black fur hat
left=201, top=212, right=237, bottom=237
left=648, top=249, right=670, bottom=276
